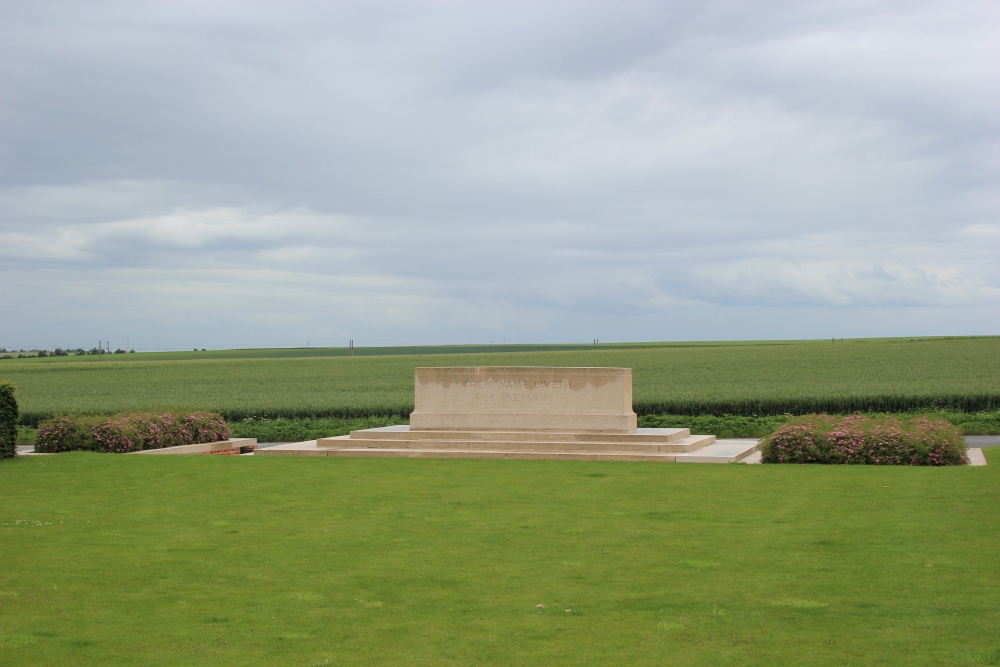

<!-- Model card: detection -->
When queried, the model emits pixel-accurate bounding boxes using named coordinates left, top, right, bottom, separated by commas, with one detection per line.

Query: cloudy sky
left=1, top=1, right=997, bottom=350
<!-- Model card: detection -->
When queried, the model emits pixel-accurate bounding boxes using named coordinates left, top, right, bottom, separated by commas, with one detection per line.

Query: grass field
left=2, top=337, right=999, bottom=426
left=1, top=451, right=998, bottom=666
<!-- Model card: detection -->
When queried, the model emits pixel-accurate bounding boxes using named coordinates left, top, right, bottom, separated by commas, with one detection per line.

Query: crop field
left=1, top=451, right=998, bottom=666
left=1, top=337, right=999, bottom=426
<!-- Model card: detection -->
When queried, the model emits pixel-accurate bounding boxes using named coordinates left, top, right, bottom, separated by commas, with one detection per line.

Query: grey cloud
left=1, top=1, right=997, bottom=348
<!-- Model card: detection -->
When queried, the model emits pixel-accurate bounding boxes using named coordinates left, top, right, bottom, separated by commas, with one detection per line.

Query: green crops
left=2, top=336, right=998, bottom=426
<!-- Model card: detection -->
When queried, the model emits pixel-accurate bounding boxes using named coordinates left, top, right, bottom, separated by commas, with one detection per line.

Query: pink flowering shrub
left=93, top=412, right=183, bottom=453
left=182, top=411, right=230, bottom=445
left=36, top=411, right=230, bottom=453
left=761, top=414, right=967, bottom=465
left=35, top=415, right=99, bottom=452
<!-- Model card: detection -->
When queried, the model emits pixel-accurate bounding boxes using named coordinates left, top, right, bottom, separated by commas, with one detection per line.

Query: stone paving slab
left=968, top=448, right=987, bottom=466
left=673, top=439, right=758, bottom=463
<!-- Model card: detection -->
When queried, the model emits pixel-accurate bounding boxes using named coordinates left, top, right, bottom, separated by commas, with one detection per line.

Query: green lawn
left=1, top=451, right=998, bottom=666
left=3, top=336, right=999, bottom=423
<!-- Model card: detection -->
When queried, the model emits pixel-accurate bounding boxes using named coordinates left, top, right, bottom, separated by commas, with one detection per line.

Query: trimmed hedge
left=638, top=414, right=791, bottom=438
left=0, top=381, right=17, bottom=459
left=760, top=414, right=968, bottom=465
left=36, top=411, right=229, bottom=454
left=633, top=393, right=1000, bottom=417
left=17, top=396, right=1000, bottom=430
left=229, top=415, right=410, bottom=442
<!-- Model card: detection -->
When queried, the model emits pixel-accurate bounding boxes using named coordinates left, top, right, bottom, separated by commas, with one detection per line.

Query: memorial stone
left=273, top=366, right=759, bottom=462
left=410, top=366, right=637, bottom=432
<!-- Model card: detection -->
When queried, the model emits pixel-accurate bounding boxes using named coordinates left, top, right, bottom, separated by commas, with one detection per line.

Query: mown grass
left=2, top=337, right=999, bottom=426
left=1, top=451, right=998, bottom=666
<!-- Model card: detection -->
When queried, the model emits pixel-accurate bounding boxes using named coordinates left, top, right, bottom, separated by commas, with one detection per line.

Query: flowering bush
left=36, top=411, right=230, bottom=453
left=182, top=411, right=230, bottom=445
left=92, top=412, right=186, bottom=453
left=761, top=414, right=967, bottom=465
left=35, top=415, right=98, bottom=452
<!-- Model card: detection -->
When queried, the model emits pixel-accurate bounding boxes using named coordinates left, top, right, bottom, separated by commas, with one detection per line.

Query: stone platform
left=256, top=427, right=758, bottom=463
left=257, top=366, right=757, bottom=463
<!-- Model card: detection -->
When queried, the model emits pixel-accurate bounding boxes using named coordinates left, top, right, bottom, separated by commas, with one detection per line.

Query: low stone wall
left=203, top=444, right=257, bottom=456
left=128, top=438, right=257, bottom=455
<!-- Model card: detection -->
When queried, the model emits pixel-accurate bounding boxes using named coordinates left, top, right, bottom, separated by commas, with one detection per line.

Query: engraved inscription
left=475, top=393, right=556, bottom=402
left=465, top=377, right=571, bottom=403
left=463, top=379, right=571, bottom=389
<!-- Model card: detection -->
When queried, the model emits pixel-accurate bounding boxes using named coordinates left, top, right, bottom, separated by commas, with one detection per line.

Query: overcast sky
left=1, top=1, right=997, bottom=350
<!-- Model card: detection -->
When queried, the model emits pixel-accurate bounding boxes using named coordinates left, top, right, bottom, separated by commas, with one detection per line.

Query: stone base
left=256, top=427, right=758, bottom=463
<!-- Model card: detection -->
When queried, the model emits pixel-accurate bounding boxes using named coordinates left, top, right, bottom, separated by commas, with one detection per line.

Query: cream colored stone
left=409, top=366, right=637, bottom=432
left=128, top=438, right=256, bottom=455
left=260, top=367, right=730, bottom=463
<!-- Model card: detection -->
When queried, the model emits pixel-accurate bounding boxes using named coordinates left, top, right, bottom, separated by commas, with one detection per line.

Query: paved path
left=15, top=437, right=998, bottom=455
left=968, top=449, right=988, bottom=466
left=965, top=436, right=1000, bottom=447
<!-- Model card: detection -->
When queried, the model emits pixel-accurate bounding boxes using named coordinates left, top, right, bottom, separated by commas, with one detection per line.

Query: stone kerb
left=128, top=438, right=257, bottom=455
left=409, top=366, right=638, bottom=432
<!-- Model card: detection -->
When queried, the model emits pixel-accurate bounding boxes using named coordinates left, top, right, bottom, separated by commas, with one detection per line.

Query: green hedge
left=0, top=382, right=17, bottom=458
left=633, top=393, right=1000, bottom=417
left=228, top=416, right=409, bottom=442
left=17, top=394, right=1000, bottom=429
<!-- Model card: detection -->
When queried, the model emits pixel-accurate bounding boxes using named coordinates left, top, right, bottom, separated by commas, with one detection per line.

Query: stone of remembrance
left=293, top=367, right=758, bottom=462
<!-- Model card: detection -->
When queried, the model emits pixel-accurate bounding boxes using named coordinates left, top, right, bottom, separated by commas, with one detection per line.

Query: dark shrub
left=0, top=382, right=18, bottom=458
left=761, top=414, right=967, bottom=465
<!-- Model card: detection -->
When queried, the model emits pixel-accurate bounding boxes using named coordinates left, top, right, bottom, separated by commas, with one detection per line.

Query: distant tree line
left=0, top=347, right=135, bottom=359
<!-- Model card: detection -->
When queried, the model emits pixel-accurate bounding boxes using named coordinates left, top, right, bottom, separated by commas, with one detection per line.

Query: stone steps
left=257, top=440, right=759, bottom=463
left=318, top=433, right=715, bottom=453
left=349, top=426, right=692, bottom=443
